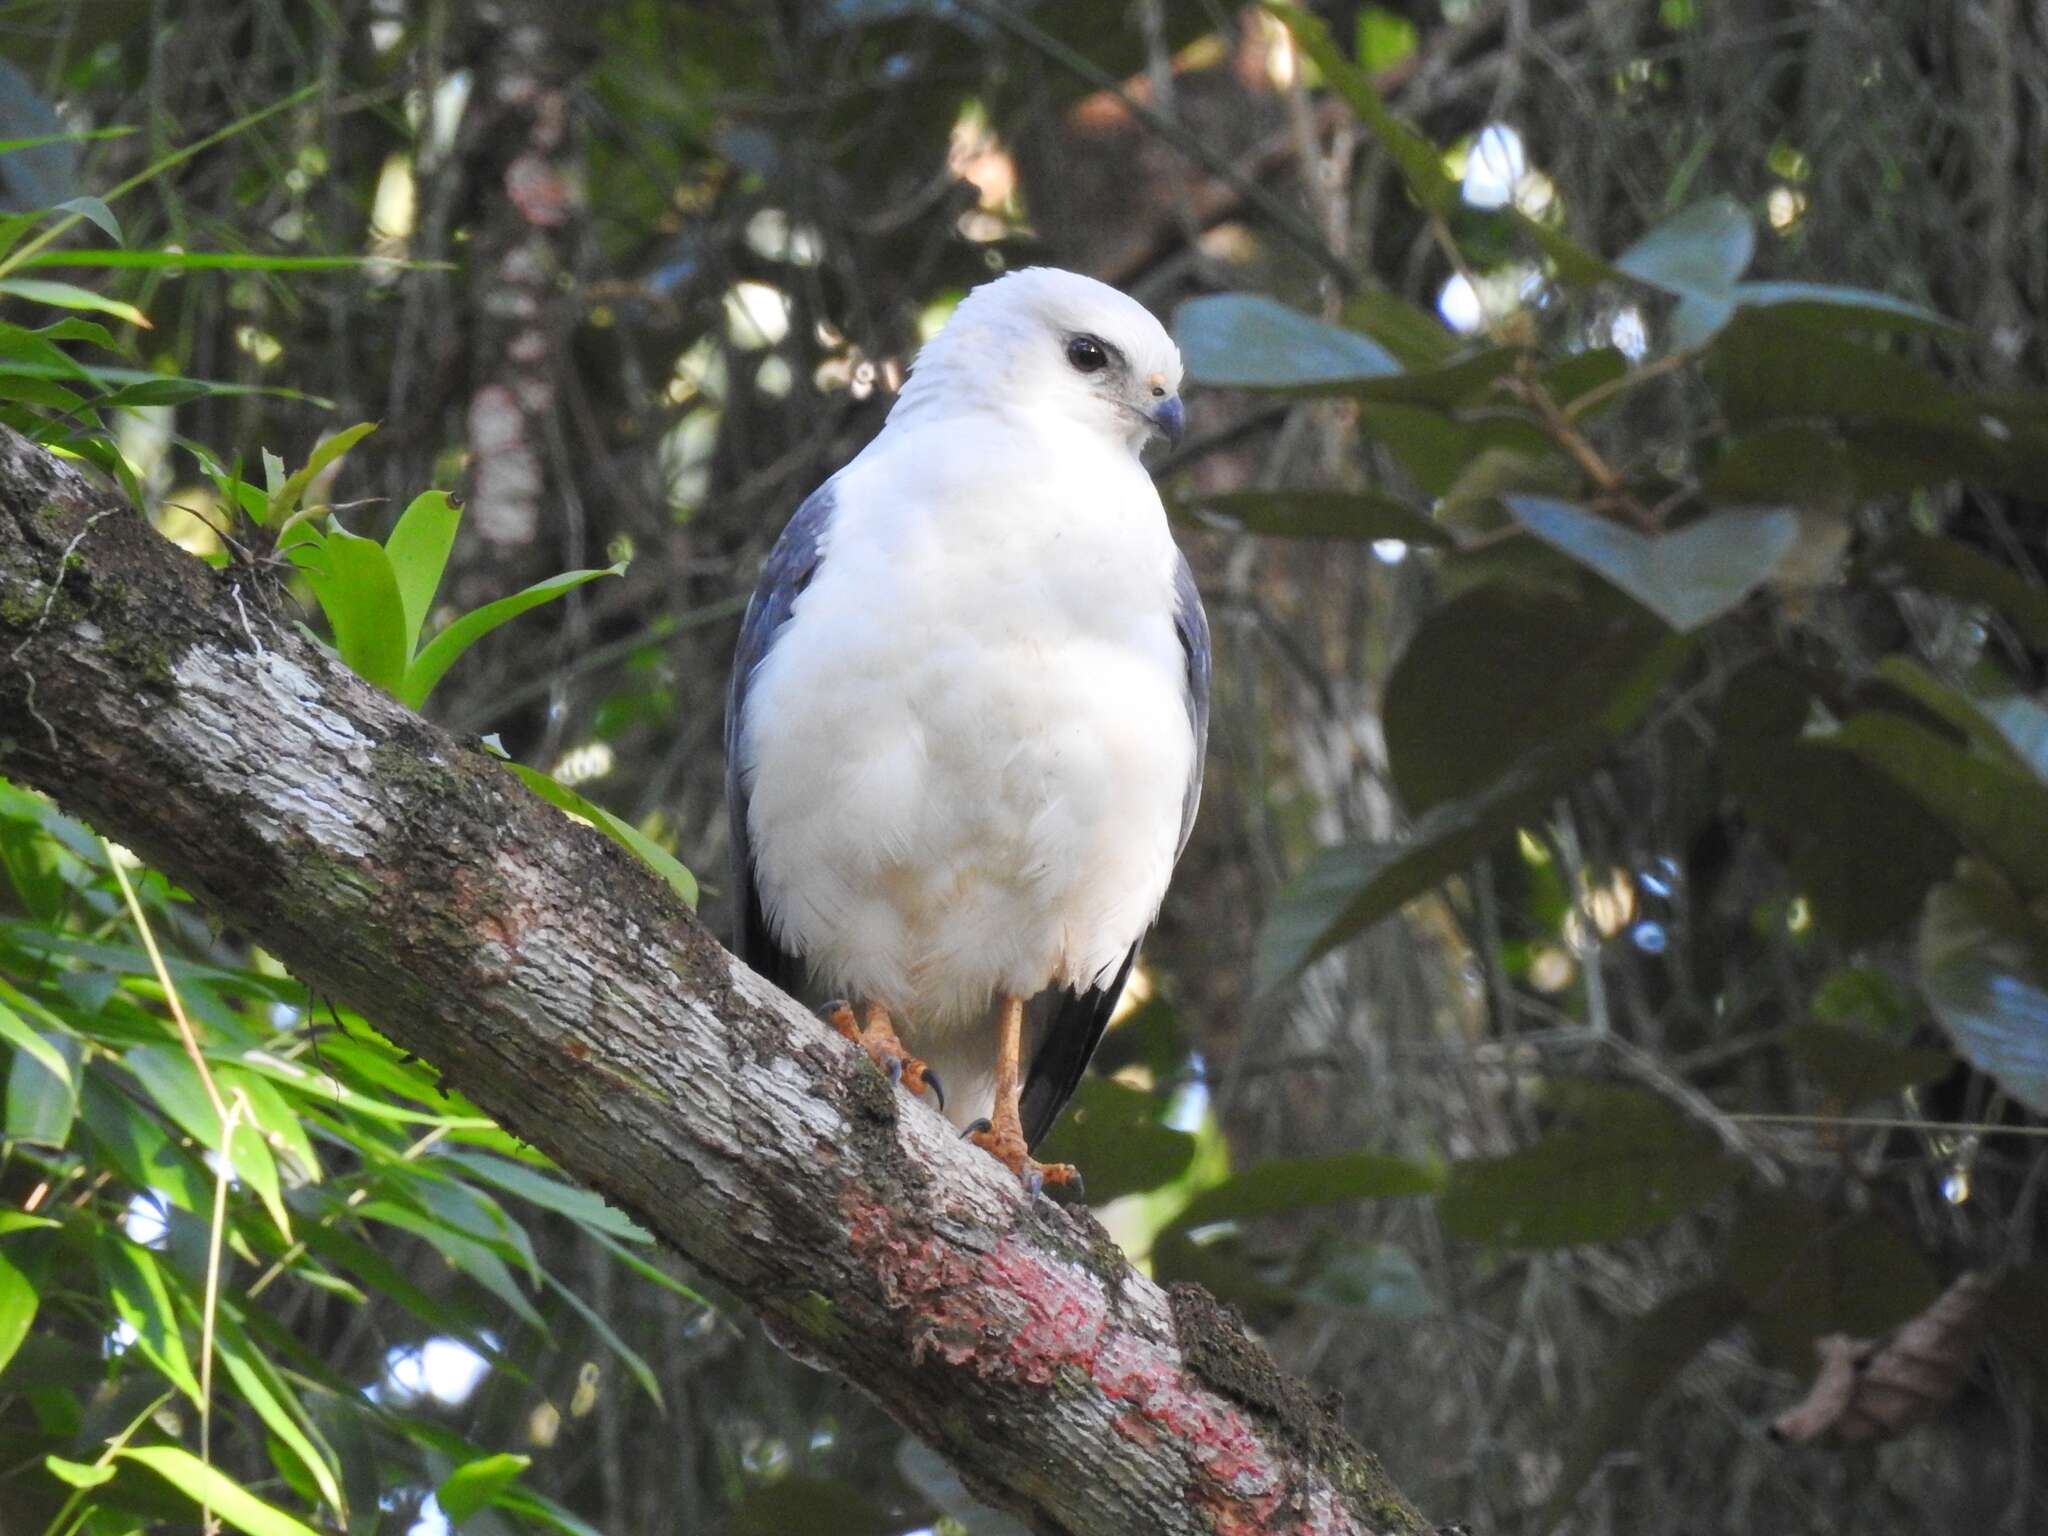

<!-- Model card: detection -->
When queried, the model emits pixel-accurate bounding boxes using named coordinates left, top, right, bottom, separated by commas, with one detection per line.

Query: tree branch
left=0, top=426, right=1429, bottom=1536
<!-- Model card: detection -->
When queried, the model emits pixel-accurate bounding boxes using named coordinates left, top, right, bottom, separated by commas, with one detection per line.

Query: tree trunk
left=0, top=427, right=1430, bottom=1536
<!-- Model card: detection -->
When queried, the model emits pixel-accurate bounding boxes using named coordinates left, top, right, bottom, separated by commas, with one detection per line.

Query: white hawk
left=725, top=266, right=1210, bottom=1194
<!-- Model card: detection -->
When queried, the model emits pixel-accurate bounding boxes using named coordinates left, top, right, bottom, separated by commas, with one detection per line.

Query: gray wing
left=725, top=482, right=838, bottom=996
left=1020, top=552, right=1211, bottom=1149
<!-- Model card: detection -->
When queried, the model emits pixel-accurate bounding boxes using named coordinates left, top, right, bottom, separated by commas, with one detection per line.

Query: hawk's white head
left=889, top=266, right=1186, bottom=453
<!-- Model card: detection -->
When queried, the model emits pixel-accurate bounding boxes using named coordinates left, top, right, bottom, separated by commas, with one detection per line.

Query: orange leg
left=821, top=999, right=941, bottom=1109
left=967, top=993, right=1080, bottom=1197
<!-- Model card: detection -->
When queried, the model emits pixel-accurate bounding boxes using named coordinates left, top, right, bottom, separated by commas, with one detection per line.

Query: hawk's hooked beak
left=1149, top=394, right=1186, bottom=448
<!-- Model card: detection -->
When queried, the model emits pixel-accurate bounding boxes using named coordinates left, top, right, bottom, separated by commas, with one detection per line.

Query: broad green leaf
left=0, top=997, right=75, bottom=1130
left=264, top=420, right=376, bottom=525
left=1383, top=582, right=1688, bottom=812
left=77, top=1074, right=211, bottom=1213
left=437, top=1452, right=532, bottom=1523
left=1818, top=712, right=2048, bottom=893
left=1919, top=873, right=2048, bottom=1116
left=1167, top=1151, right=1441, bottom=1235
left=1264, top=2, right=1456, bottom=211
left=1358, top=400, right=1552, bottom=498
left=118, top=1445, right=324, bottom=1536
left=1032, top=1077, right=1196, bottom=1204
left=97, top=377, right=213, bottom=409
left=1785, top=1023, right=1952, bottom=1108
left=1867, top=657, right=2034, bottom=772
left=1256, top=759, right=1563, bottom=992
left=1356, top=5, right=1417, bottom=71
left=298, top=524, right=409, bottom=693
left=99, top=1234, right=202, bottom=1403
left=1505, top=497, right=1799, bottom=632
left=1858, top=532, right=2048, bottom=649
left=1342, top=288, right=1455, bottom=367
left=1440, top=1084, right=1742, bottom=1247
left=1729, top=281, right=1957, bottom=333
left=1981, top=694, right=2048, bottom=779
left=401, top=562, right=627, bottom=708
left=0, top=1249, right=36, bottom=1375
left=125, top=1045, right=290, bottom=1239
left=1702, top=425, right=1856, bottom=509
left=1173, top=293, right=1401, bottom=393
left=224, top=1066, right=322, bottom=1186
left=1726, top=1192, right=1940, bottom=1371
left=503, top=760, right=698, bottom=908
left=1181, top=489, right=1450, bottom=546
left=1542, top=1281, right=1746, bottom=1529
left=0, top=277, right=149, bottom=327
left=1614, top=196, right=1755, bottom=297
left=384, top=490, right=462, bottom=658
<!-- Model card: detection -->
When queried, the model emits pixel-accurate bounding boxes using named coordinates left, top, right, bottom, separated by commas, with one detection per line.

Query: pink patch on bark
left=840, top=1189, right=1363, bottom=1535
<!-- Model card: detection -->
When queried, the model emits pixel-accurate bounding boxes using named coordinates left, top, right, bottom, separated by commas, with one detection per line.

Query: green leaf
left=401, top=563, right=626, bottom=708
left=298, top=524, right=410, bottom=693
left=27, top=249, right=423, bottom=272
left=1818, top=712, right=2048, bottom=894
left=1504, top=497, right=1800, bottom=632
left=1355, top=5, right=1417, bottom=72
left=541, top=1268, right=665, bottom=1407
left=118, top=1445, right=324, bottom=1536
left=1726, top=1192, right=1940, bottom=1372
left=358, top=1201, right=547, bottom=1332
left=1173, top=293, right=1401, bottom=393
left=0, top=278, right=149, bottom=327
left=55, top=195, right=121, bottom=244
left=0, top=1249, right=37, bottom=1376
left=263, top=420, right=376, bottom=525
left=436, top=1452, right=531, bottom=1524
left=1702, top=425, right=1857, bottom=510
left=384, top=490, right=462, bottom=658
left=502, top=760, right=698, bottom=908
left=1440, top=1084, right=1742, bottom=1248
left=99, top=1233, right=202, bottom=1404
left=1167, top=1152, right=1441, bottom=1235
left=1919, top=873, right=2048, bottom=1116
left=436, top=1149, right=649, bottom=1242
left=1180, top=489, right=1450, bottom=546
left=213, top=1317, right=345, bottom=1518
left=1, top=1000, right=76, bottom=1145
left=1542, top=1281, right=1746, bottom=1529
left=1383, top=582, right=1690, bottom=814
left=1031, top=1077, right=1196, bottom=1204
left=1615, top=196, right=1755, bottom=297
left=1729, top=281, right=1957, bottom=333
left=1298, top=1242, right=1435, bottom=1318
left=1786, top=1023, right=1952, bottom=1108
left=46, top=1453, right=117, bottom=1488
left=1342, top=288, right=1454, bottom=368
left=1264, top=2, right=1456, bottom=212
left=1857, top=532, right=2048, bottom=650
left=1256, top=758, right=1566, bottom=992
left=124, top=1045, right=290, bottom=1240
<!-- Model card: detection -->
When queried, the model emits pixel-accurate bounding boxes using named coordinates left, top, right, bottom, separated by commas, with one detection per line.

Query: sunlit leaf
left=0, top=1249, right=37, bottom=1376
left=401, top=562, right=627, bottom=708
left=119, top=1445, right=324, bottom=1536
left=214, top=1316, right=345, bottom=1517
left=55, top=195, right=121, bottom=244
left=437, top=1451, right=532, bottom=1524
left=1167, top=1152, right=1441, bottom=1236
left=1615, top=196, right=1755, bottom=297
left=503, top=760, right=698, bottom=909
left=263, top=420, right=376, bottom=525
left=384, top=490, right=462, bottom=659
left=99, top=1233, right=202, bottom=1403
left=296, top=524, right=409, bottom=693
left=1729, top=281, right=1957, bottom=333
left=0, top=277, right=149, bottom=327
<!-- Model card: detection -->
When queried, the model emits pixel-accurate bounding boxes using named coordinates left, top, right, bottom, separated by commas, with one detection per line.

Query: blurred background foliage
left=3, top=0, right=2048, bottom=1532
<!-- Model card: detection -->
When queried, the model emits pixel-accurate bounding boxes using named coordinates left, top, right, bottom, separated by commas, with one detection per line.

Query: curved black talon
left=1020, top=1167, right=1045, bottom=1200
left=961, top=1117, right=992, bottom=1139
left=922, top=1068, right=946, bottom=1114
left=817, top=998, right=851, bottom=1018
left=1059, top=1170, right=1085, bottom=1205
left=884, top=1056, right=903, bottom=1087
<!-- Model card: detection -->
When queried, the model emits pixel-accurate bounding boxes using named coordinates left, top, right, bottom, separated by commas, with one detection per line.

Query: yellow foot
left=820, top=1000, right=943, bottom=1110
left=965, top=1115, right=1082, bottom=1201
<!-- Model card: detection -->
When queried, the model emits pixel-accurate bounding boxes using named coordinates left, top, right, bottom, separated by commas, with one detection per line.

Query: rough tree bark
left=0, top=427, right=1430, bottom=1536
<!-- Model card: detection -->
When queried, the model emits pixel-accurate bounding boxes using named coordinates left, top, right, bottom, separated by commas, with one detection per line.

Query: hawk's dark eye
left=1065, top=335, right=1109, bottom=374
